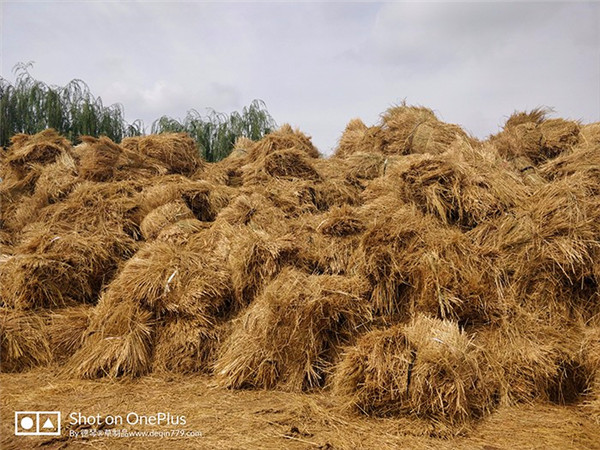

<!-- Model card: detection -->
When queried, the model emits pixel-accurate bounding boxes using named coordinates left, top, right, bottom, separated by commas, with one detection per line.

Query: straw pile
left=215, top=268, right=371, bottom=390
left=332, top=315, right=493, bottom=427
left=1, top=108, right=599, bottom=432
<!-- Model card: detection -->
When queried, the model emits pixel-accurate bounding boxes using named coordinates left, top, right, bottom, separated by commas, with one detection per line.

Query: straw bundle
left=215, top=269, right=371, bottom=390
left=68, top=295, right=155, bottom=378
left=34, top=179, right=146, bottom=234
left=539, top=118, right=581, bottom=159
left=476, top=317, right=587, bottom=405
left=0, top=227, right=137, bottom=309
left=334, top=119, right=384, bottom=157
left=152, top=317, right=224, bottom=374
left=365, top=146, right=528, bottom=229
left=469, top=176, right=600, bottom=322
left=140, top=200, right=195, bottom=241
left=293, top=206, right=365, bottom=275
left=491, top=110, right=581, bottom=164
left=121, top=133, right=203, bottom=176
left=5, top=129, right=71, bottom=177
left=379, top=105, right=470, bottom=156
left=247, top=123, right=320, bottom=161
left=333, top=314, right=492, bottom=426
left=47, top=305, right=93, bottom=362
left=216, top=192, right=288, bottom=231
left=0, top=308, right=51, bottom=372
left=242, top=147, right=322, bottom=185
left=34, top=151, right=79, bottom=203
left=155, top=218, right=210, bottom=245
left=229, top=228, right=301, bottom=306
left=78, top=136, right=122, bottom=181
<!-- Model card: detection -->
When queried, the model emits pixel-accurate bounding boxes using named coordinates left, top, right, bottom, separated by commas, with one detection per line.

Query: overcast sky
left=2, top=1, right=599, bottom=154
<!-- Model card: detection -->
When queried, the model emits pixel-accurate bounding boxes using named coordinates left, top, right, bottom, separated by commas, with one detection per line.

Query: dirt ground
left=1, top=367, right=599, bottom=450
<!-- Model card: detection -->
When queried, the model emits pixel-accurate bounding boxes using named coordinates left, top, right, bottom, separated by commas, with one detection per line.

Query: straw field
left=1, top=105, right=599, bottom=448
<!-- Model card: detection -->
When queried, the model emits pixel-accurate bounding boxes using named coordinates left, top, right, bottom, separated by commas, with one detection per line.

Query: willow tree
left=152, top=100, right=276, bottom=162
left=0, top=63, right=143, bottom=147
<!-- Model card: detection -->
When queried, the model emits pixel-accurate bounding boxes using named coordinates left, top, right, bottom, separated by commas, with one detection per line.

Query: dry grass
left=215, top=269, right=371, bottom=391
left=333, top=314, right=493, bottom=430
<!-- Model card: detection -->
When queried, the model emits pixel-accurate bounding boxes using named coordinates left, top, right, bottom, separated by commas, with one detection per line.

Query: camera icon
left=14, top=411, right=61, bottom=436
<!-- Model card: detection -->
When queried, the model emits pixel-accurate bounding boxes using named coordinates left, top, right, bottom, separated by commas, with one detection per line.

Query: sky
left=1, top=1, right=599, bottom=155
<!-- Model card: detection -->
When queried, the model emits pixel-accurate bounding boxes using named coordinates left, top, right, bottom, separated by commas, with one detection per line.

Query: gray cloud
left=2, top=1, right=598, bottom=154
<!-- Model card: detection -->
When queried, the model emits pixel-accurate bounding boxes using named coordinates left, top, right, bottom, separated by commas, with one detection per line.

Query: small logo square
left=15, top=411, right=61, bottom=436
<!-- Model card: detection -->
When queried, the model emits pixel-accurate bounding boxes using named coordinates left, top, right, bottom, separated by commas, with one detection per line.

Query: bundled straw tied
left=242, top=147, right=322, bottom=185
left=152, top=317, right=225, bottom=374
left=357, top=204, right=503, bottom=325
left=580, top=326, right=600, bottom=422
left=155, top=218, right=210, bottom=246
left=469, top=176, right=600, bottom=322
left=0, top=308, right=51, bottom=372
left=121, top=133, right=204, bottom=176
left=5, top=129, right=71, bottom=177
left=365, top=147, right=528, bottom=229
left=140, top=200, right=195, bottom=241
left=138, top=176, right=232, bottom=222
left=247, top=123, right=320, bottom=161
left=47, top=305, right=93, bottom=363
left=292, top=205, right=365, bottom=275
left=229, top=227, right=301, bottom=306
left=68, top=295, right=154, bottom=378
left=215, top=192, right=288, bottom=231
left=0, top=227, right=137, bottom=309
left=379, top=105, right=471, bottom=156
left=490, top=109, right=581, bottom=164
left=77, top=135, right=122, bottom=181
left=334, top=118, right=384, bottom=158
left=70, top=236, right=233, bottom=378
left=476, top=315, right=588, bottom=406
left=333, top=314, right=493, bottom=427
left=215, top=269, right=371, bottom=391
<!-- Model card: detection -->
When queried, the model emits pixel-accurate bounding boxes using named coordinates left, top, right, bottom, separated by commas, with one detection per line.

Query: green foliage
left=1, top=63, right=277, bottom=162
left=0, top=62, right=143, bottom=146
left=151, top=100, right=276, bottom=162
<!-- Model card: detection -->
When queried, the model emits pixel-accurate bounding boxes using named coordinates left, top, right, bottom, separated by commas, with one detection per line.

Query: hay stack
left=78, top=136, right=122, bottom=181
left=69, top=238, right=232, bottom=377
left=121, top=133, right=203, bottom=176
left=333, top=314, right=493, bottom=426
left=140, top=200, right=195, bottom=240
left=215, top=269, right=371, bottom=390
left=0, top=308, right=51, bottom=372
left=476, top=316, right=587, bottom=405
left=47, top=305, right=93, bottom=362
left=379, top=105, right=471, bottom=156
left=5, top=129, right=71, bottom=178
left=334, top=119, right=384, bottom=157
left=364, top=146, right=528, bottom=229
left=247, top=124, right=320, bottom=160
left=491, top=109, right=581, bottom=164
left=229, top=228, right=301, bottom=307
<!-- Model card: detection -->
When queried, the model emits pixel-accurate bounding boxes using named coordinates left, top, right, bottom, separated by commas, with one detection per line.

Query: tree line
left=0, top=63, right=276, bottom=162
